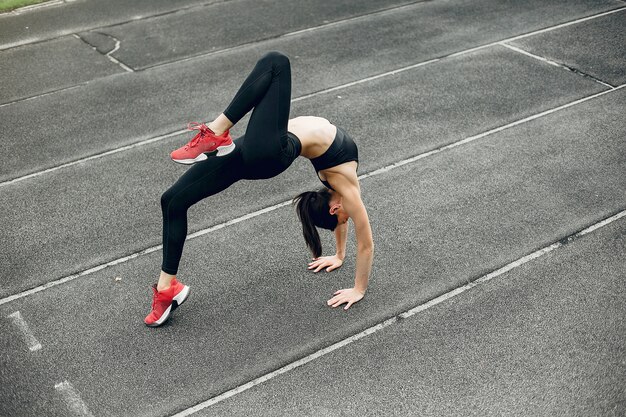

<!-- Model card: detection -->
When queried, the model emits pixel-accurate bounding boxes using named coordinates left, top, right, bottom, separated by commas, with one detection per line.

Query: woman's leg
left=160, top=150, right=243, bottom=279
left=222, top=51, right=292, bottom=165
left=160, top=51, right=291, bottom=280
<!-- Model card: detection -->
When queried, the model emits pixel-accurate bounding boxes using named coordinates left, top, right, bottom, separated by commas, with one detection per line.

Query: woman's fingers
left=314, top=262, right=328, bottom=272
left=309, top=257, right=342, bottom=273
left=308, top=260, right=322, bottom=270
left=331, top=297, right=344, bottom=308
left=327, top=263, right=340, bottom=272
left=310, top=261, right=342, bottom=273
left=328, top=292, right=346, bottom=307
left=327, top=288, right=363, bottom=310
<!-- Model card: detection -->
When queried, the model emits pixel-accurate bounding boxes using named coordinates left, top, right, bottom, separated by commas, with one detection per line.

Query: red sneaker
left=170, top=122, right=235, bottom=164
left=144, top=278, right=190, bottom=327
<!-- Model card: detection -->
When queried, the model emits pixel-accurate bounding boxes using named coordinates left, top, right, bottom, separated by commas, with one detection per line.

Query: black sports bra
left=309, top=126, right=359, bottom=190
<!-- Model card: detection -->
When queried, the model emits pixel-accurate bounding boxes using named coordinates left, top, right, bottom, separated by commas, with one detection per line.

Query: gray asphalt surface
left=0, top=36, right=123, bottom=103
left=1, top=0, right=625, bottom=416
left=0, top=0, right=221, bottom=49
left=204, top=211, right=626, bottom=417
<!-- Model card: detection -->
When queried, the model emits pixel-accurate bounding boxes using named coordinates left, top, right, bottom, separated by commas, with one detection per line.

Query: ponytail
left=292, top=189, right=338, bottom=258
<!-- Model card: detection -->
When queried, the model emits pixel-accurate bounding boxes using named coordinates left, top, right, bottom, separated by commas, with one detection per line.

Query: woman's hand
left=308, top=255, right=343, bottom=273
left=327, top=288, right=364, bottom=310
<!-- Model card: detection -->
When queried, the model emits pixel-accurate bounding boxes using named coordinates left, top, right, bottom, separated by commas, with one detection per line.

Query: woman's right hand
left=308, top=255, right=343, bottom=273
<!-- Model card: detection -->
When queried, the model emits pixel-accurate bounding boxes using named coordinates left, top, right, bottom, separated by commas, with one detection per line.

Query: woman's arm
left=326, top=171, right=374, bottom=309
left=339, top=186, right=374, bottom=294
left=334, top=221, right=348, bottom=260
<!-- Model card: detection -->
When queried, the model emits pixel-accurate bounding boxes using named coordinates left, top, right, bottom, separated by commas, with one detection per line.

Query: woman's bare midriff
left=287, top=116, right=336, bottom=159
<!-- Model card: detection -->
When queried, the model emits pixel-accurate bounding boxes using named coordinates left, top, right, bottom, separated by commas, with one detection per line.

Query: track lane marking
left=6, top=311, right=42, bottom=352
left=500, top=43, right=616, bottom=89
left=54, top=381, right=94, bottom=417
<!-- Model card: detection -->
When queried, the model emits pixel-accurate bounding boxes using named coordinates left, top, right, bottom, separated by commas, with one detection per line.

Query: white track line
left=54, top=381, right=94, bottom=417
left=292, top=58, right=440, bottom=103
left=0, top=84, right=86, bottom=109
left=149, top=1, right=429, bottom=70
left=500, top=43, right=616, bottom=89
left=0, top=84, right=623, bottom=308
left=172, top=208, right=626, bottom=415
left=0, top=0, right=420, bottom=51
left=359, top=84, right=624, bottom=180
left=447, top=7, right=626, bottom=59
left=6, top=311, right=42, bottom=352
left=500, top=43, right=563, bottom=68
left=172, top=317, right=400, bottom=416
left=2, top=6, right=624, bottom=187
left=0, top=129, right=185, bottom=188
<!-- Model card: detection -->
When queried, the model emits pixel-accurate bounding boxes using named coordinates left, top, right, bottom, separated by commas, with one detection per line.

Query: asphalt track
left=0, top=0, right=625, bottom=416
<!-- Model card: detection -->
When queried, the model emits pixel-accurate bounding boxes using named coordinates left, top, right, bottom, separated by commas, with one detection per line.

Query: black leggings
left=160, top=51, right=298, bottom=275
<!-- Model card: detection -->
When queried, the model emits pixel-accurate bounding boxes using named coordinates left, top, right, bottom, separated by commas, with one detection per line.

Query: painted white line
left=6, top=311, right=42, bottom=352
left=292, top=58, right=440, bottom=103
left=0, top=129, right=185, bottom=188
left=360, top=84, right=625, bottom=180
left=172, top=208, right=626, bottom=415
left=0, top=243, right=162, bottom=306
left=1, top=84, right=624, bottom=307
left=281, top=1, right=422, bottom=38
left=150, top=1, right=429, bottom=70
left=500, top=43, right=616, bottom=89
left=171, top=316, right=399, bottom=417
left=0, top=0, right=421, bottom=51
left=0, top=84, right=86, bottom=109
left=505, top=7, right=625, bottom=43
left=54, top=381, right=94, bottom=417
left=186, top=200, right=292, bottom=240
left=447, top=7, right=626, bottom=59
left=499, top=43, right=562, bottom=67
left=577, top=210, right=626, bottom=237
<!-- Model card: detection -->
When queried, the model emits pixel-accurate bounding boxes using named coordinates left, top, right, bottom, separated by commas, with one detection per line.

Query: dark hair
left=292, top=189, right=338, bottom=258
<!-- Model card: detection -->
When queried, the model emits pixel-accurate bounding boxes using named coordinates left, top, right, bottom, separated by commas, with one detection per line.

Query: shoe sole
left=146, top=285, right=190, bottom=328
left=172, top=142, right=236, bottom=164
left=171, top=285, right=190, bottom=311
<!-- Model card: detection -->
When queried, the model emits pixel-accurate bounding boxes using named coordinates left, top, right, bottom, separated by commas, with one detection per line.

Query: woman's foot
left=170, top=122, right=235, bottom=164
left=144, top=278, right=190, bottom=327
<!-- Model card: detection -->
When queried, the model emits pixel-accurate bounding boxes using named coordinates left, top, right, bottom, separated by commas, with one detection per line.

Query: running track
left=1, top=0, right=625, bottom=415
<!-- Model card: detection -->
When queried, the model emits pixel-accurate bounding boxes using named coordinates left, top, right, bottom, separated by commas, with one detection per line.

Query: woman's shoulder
left=322, top=162, right=360, bottom=189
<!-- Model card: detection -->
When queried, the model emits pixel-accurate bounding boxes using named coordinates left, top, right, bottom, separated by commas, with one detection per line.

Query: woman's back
left=287, top=116, right=336, bottom=159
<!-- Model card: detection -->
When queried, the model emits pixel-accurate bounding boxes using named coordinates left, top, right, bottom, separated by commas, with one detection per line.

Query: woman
left=145, top=51, right=374, bottom=327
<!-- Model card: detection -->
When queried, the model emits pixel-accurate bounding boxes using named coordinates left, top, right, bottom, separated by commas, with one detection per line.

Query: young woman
left=145, top=51, right=374, bottom=327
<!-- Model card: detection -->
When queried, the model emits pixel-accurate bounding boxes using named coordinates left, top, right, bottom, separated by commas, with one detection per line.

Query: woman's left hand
left=308, top=255, right=343, bottom=273
left=327, top=288, right=364, bottom=310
